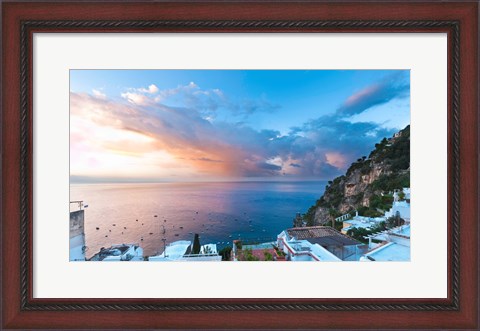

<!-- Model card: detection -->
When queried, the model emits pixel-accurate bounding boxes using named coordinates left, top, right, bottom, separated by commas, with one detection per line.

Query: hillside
left=301, top=125, right=410, bottom=226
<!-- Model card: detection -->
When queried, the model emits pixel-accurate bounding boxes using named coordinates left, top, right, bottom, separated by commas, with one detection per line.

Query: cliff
left=302, top=125, right=410, bottom=226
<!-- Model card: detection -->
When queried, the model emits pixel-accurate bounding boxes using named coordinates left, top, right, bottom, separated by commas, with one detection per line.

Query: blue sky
left=70, top=70, right=410, bottom=181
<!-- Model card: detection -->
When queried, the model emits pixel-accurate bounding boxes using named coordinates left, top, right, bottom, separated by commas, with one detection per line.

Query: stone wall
left=70, top=210, right=84, bottom=239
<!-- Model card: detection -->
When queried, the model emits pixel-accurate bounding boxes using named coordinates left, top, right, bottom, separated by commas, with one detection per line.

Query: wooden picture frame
left=2, top=1, right=478, bottom=329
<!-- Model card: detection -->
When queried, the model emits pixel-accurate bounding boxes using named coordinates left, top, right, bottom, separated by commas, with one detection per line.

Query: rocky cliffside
left=303, top=125, right=410, bottom=226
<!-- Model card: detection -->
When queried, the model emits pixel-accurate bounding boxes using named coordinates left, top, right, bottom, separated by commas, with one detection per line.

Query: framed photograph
left=2, top=1, right=478, bottom=329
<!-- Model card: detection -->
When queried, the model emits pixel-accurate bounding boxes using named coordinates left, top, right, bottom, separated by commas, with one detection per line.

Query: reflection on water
left=70, top=181, right=325, bottom=258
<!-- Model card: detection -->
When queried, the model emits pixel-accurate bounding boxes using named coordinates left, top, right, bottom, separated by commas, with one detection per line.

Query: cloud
left=192, top=157, right=223, bottom=163
left=120, top=92, right=150, bottom=105
left=336, top=72, right=409, bottom=117
left=136, top=84, right=159, bottom=94
left=121, top=82, right=281, bottom=121
left=92, top=89, right=106, bottom=99
left=146, top=82, right=280, bottom=118
left=70, top=73, right=409, bottom=180
left=256, top=162, right=282, bottom=171
left=235, top=96, right=280, bottom=117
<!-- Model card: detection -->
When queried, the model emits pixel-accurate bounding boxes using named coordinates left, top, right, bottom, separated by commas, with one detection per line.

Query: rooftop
left=149, top=240, right=221, bottom=261
left=286, top=226, right=360, bottom=246
left=393, top=225, right=410, bottom=237
left=280, top=238, right=341, bottom=261
left=88, top=244, right=143, bottom=261
left=362, top=242, right=410, bottom=261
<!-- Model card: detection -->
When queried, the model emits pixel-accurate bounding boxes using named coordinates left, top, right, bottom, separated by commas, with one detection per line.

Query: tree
left=234, top=240, right=242, bottom=250
left=192, top=233, right=201, bottom=254
left=218, top=246, right=232, bottom=261
left=386, top=211, right=405, bottom=229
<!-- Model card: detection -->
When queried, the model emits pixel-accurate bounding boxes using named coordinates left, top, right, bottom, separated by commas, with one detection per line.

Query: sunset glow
left=70, top=70, right=410, bottom=182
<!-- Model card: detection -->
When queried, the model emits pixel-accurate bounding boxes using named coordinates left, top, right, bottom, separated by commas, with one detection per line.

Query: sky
left=70, top=70, right=410, bottom=182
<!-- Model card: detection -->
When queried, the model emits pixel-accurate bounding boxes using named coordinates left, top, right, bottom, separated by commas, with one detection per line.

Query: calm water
left=70, top=181, right=325, bottom=258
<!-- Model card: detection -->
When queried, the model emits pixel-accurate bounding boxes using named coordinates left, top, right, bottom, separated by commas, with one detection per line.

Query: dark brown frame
left=2, top=1, right=478, bottom=329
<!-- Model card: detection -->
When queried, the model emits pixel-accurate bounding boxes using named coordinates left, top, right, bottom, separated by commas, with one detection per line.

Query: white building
left=341, top=213, right=386, bottom=234
left=360, top=224, right=411, bottom=261
left=69, top=206, right=86, bottom=261
left=277, top=226, right=363, bottom=261
left=277, top=235, right=341, bottom=261
left=148, top=240, right=222, bottom=261
left=385, top=201, right=411, bottom=221
left=89, top=244, right=144, bottom=261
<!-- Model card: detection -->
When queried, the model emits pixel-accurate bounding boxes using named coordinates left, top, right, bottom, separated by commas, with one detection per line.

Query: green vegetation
left=346, top=222, right=387, bottom=244
left=298, top=125, right=410, bottom=227
left=357, top=206, right=384, bottom=218
left=370, top=173, right=410, bottom=192
left=242, top=248, right=259, bottom=261
left=272, top=245, right=286, bottom=257
left=346, top=156, right=371, bottom=177
left=347, top=212, right=406, bottom=244
left=386, top=212, right=405, bottom=229
left=371, top=125, right=410, bottom=171
left=203, top=246, right=213, bottom=254
left=218, top=246, right=232, bottom=261
left=234, top=241, right=242, bottom=250
left=330, top=220, right=344, bottom=231
left=192, top=233, right=201, bottom=254
left=303, top=205, right=318, bottom=226
left=369, top=194, right=394, bottom=211
left=263, top=250, right=274, bottom=261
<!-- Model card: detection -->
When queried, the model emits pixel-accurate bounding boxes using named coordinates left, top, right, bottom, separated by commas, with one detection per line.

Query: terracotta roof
left=286, top=226, right=360, bottom=246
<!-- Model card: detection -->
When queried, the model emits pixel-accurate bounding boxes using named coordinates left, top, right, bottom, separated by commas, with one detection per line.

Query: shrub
left=219, top=246, right=232, bottom=261
left=242, top=248, right=259, bottom=261
left=263, top=250, right=274, bottom=261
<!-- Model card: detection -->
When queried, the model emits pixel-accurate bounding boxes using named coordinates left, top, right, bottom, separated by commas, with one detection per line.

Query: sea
left=70, top=181, right=326, bottom=258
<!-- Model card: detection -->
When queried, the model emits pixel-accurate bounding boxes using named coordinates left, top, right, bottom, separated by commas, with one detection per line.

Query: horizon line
left=70, top=176, right=330, bottom=184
